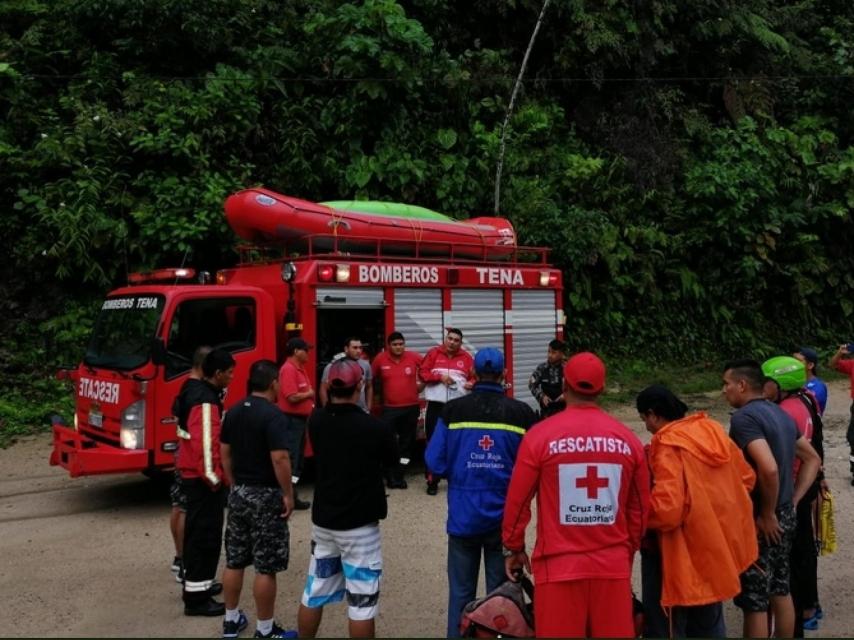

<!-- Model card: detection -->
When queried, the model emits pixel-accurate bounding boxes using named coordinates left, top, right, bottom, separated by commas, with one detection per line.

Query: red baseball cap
left=564, top=352, right=606, bottom=395
left=328, top=358, right=363, bottom=388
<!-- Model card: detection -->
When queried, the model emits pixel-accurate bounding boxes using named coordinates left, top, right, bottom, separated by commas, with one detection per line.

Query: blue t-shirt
left=729, top=398, right=798, bottom=512
left=805, top=378, right=827, bottom=415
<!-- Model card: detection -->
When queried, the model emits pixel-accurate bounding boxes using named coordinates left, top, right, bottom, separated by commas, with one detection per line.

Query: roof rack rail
left=235, top=233, right=551, bottom=266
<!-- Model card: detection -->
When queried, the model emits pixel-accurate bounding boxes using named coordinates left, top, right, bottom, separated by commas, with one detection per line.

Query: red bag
left=459, top=576, right=535, bottom=638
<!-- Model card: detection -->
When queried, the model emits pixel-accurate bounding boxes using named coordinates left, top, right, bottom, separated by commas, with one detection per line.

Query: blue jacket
left=425, top=381, right=536, bottom=536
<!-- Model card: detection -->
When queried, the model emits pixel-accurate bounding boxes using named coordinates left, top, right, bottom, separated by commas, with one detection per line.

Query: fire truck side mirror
left=151, top=338, right=167, bottom=366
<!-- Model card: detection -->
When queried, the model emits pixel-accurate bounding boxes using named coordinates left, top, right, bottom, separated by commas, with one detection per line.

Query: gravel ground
left=0, top=380, right=851, bottom=637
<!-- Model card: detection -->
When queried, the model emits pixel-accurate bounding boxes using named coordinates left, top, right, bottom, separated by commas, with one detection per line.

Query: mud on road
left=1, top=381, right=852, bottom=637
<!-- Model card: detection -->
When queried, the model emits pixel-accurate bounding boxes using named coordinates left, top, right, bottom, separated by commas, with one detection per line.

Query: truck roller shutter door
left=449, top=290, right=504, bottom=355
left=393, top=289, right=443, bottom=355
left=316, top=287, right=384, bottom=308
left=511, top=290, right=556, bottom=410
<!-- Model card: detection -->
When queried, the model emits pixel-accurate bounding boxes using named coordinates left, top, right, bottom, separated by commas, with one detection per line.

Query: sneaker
left=223, top=610, right=249, bottom=638
left=175, top=563, right=185, bottom=584
left=253, top=622, right=298, bottom=638
left=171, top=556, right=182, bottom=574
left=426, top=482, right=438, bottom=496
left=803, top=615, right=819, bottom=631
left=816, top=606, right=824, bottom=620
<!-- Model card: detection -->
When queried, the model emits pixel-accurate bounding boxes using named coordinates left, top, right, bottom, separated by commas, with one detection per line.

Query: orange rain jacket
left=647, top=412, right=758, bottom=607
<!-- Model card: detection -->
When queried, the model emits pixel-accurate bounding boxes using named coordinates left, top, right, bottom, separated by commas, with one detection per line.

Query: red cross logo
left=479, top=435, right=495, bottom=451
left=576, top=465, right=609, bottom=499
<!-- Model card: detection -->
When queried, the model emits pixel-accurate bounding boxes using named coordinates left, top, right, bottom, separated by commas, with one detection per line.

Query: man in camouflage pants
left=528, top=339, right=567, bottom=419
left=220, top=360, right=297, bottom=639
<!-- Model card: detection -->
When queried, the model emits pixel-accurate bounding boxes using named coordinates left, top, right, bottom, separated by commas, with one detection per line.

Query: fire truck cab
left=50, top=235, right=564, bottom=479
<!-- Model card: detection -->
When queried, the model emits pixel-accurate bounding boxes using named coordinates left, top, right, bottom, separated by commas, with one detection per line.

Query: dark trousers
left=446, top=529, right=505, bottom=638
left=284, top=414, right=307, bottom=480
left=848, top=401, right=854, bottom=473
left=382, top=404, right=419, bottom=469
left=641, top=548, right=726, bottom=638
left=791, top=497, right=819, bottom=638
left=539, top=398, right=566, bottom=419
left=425, top=401, right=445, bottom=484
left=182, top=478, right=225, bottom=605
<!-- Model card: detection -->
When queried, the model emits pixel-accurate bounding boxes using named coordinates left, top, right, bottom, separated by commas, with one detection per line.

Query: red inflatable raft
left=224, top=188, right=517, bottom=258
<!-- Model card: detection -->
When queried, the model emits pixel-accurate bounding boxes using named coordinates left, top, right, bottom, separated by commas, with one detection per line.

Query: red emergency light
left=539, top=271, right=558, bottom=287
left=317, top=264, right=351, bottom=283
left=128, top=268, right=196, bottom=285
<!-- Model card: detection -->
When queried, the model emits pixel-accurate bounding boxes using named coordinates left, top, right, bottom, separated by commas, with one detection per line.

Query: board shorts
left=170, top=469, right=187, bottom=511
left=225, top=485, right=290, bottom=575
left=301, top=523, right=383, bottom=621
left=735, top=505, right=796, bottom=612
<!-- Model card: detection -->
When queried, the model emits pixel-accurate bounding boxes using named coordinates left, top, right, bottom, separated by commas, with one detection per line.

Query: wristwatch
left=502, top=546, right=521, bottom=558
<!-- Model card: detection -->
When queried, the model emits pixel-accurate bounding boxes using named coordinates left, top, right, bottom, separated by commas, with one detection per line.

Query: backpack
left=793, top=390, right=825, bottom=503
left=460, top=577, right=535, bottom=638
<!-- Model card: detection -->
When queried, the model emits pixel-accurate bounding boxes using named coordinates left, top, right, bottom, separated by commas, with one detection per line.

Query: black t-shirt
left=308, top=402, right=399, bottom=530
left=220, top=395, right=290, bottom=487
left=729, top=398, right=798, bottom=511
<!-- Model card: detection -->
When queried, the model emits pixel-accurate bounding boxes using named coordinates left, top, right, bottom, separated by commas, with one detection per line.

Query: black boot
left=184, top=597, right=225, bottom=617
left=388, top=468, right=408, bottom=489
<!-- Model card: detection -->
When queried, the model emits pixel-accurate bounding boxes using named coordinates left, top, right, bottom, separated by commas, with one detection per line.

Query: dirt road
left=1, top=381, right=852, bottom=637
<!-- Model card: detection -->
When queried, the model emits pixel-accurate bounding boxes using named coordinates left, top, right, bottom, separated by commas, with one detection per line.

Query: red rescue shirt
left=372, top=349, right=422, bottom=407
left=780, top=395, right=813, bottom=477
left=836, top=359, right=854, bottom=398
left=502, top=404, right=649, bottom=584
left=278, top=359, right=314, bottom=416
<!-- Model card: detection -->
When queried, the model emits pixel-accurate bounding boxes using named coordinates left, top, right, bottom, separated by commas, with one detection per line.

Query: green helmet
left=761, top=356, right=806, bottom=392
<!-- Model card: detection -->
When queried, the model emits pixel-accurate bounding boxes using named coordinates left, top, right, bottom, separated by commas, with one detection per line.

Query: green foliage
left=0, top=381, right=74, bottom=448
left=0, top=0, right=853, bottom=400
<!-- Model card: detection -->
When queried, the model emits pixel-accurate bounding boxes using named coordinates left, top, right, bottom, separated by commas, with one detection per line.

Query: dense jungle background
left=1, top=0, right=853, bottom=440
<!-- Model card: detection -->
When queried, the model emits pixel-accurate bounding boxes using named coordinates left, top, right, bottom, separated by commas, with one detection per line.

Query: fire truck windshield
left=84, top=295, right=164, bottom=370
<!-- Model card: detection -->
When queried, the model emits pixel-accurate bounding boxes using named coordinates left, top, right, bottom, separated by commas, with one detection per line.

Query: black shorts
left=170, top=470, right=187, bottom=511
left=225, top=485, right=290, bottom=575
left=735, top=506, right=796, bottom=612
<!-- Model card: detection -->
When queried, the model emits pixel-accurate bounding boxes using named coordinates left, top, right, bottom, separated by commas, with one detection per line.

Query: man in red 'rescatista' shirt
left=502, top=352, right=649, bottom=638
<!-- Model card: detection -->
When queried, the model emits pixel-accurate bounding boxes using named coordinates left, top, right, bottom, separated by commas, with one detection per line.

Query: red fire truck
left=50, top=190, right=564, bottom=478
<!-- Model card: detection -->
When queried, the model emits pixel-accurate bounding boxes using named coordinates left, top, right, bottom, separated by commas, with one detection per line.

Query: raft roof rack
left=235, top=233, right=551, bottom=267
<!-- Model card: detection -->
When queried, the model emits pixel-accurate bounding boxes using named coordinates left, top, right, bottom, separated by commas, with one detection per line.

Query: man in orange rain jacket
left=637, top=385, right=758, bottom=638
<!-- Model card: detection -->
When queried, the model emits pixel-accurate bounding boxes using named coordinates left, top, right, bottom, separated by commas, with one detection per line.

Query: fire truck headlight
left=120, top=400, right=146, bottom=450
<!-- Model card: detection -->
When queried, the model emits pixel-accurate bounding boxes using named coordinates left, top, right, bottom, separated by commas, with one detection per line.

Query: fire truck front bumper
left=49, top=425, right=149, bottom=477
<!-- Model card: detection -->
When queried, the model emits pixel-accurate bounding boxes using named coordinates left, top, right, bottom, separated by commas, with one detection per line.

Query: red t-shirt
left=836, top=359, right=854, bottom=398
left=780, top=395, right=812, bottom=477
left=502, top=405, right=649, bottom=584
left=371, top=349, right=422, bottom=407
left=277, top=359, right=314, bottom=416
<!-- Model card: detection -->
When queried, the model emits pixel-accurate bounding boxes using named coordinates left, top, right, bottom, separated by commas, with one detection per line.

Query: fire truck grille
left=79, top=425, right=120, bottom=447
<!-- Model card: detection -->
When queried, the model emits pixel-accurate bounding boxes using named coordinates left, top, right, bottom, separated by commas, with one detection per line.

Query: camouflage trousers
left=169, top=469, right=187, bottom=511
left=734, top=506, right=796, bottom=613
left=225, top=485, right=290, bottom=575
